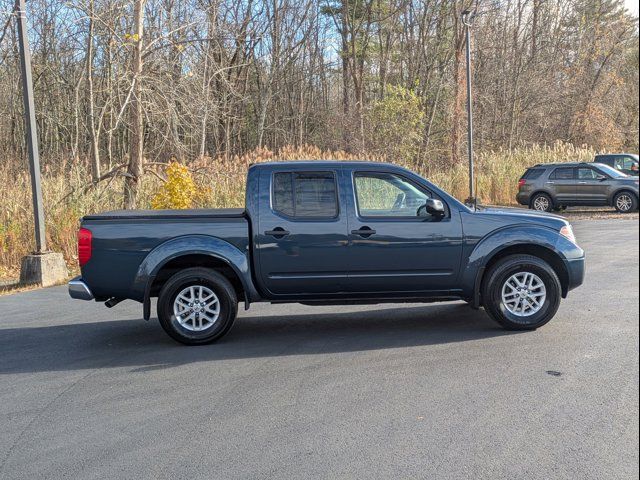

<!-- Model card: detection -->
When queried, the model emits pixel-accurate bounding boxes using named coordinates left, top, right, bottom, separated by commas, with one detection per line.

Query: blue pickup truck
left=69, top=161, right=585, bottom=345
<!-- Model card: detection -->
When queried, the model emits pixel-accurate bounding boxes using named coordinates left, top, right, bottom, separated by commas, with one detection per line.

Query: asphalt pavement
left=0, top=219, right=638, bottom=479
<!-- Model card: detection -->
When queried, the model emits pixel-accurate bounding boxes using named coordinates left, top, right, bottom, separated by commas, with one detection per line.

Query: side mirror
left=597, top=174, right=607, bottom=181
left=418, top=198, right=445, bottom=218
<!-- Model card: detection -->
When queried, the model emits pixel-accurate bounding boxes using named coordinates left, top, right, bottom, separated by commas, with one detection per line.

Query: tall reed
left=0, top=142, right=594, bottom=278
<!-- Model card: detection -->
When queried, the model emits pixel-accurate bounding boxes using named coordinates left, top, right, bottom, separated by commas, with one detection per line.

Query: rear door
left=256, top=167, right=350, bottom=296
left=576, top=167, right=609, bottom=204
left=547, top=167, right=576, bottom=203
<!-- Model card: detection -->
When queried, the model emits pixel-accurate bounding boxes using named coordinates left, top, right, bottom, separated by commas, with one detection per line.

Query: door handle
left=351, top=227, right=376, bottom=237
left=578, top=181, right=587, bottom=184
left=545, top=181, right=555, bottom=185
left=264, top=227, right=290, bottom=238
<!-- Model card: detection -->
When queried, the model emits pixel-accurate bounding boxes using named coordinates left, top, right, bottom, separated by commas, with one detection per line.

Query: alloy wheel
left=533, top=196, right=550, bottom=211
left=616, top=194, right=633, bottom=212
left=501, top=272, right=547, bottom=317
left=172, top=285, right=220, bottom=332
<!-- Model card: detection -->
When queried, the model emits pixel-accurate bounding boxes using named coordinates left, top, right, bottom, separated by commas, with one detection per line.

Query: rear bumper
left=516, top=192, right=529, bottom=206
left=68, top=277, right=94, bottom=300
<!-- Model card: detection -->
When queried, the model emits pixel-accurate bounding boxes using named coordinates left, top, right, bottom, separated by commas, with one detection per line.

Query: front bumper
left=68, top=277, right=94, bottom=300
left=565, top=255, right=586, bottom=292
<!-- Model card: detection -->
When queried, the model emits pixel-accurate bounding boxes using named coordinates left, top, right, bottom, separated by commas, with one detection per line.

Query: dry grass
left=0, top=142, right=594, bottom=279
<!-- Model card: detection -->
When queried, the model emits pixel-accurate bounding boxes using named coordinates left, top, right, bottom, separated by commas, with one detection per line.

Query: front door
left=575, top=167, right=609, bottom=205
left=256, top=168, right=350, bottom=296
left=344, top=170, right=463, bottom=294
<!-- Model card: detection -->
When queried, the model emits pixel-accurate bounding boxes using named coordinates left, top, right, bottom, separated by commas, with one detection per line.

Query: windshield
left=595, top=164, right=628, bottom=178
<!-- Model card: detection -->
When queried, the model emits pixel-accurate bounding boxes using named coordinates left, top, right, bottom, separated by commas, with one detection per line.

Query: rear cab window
left=272, top=171, right=339, bottom=219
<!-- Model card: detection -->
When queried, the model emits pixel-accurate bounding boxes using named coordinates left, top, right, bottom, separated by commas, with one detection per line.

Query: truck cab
left=594, top=153, right=639, bottom=176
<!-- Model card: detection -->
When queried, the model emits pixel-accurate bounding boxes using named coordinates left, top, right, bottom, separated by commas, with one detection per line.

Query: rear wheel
left=613, top=191, right=637, bottom=213
left=157, top=267, right=238, bottom=345
left=482, top=255, right=561, bottom=330
left=530, top=193, right=553, bottom=212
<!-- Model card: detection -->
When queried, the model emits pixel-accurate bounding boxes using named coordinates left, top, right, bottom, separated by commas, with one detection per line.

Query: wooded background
left=0, top=0, right=637, bottom=207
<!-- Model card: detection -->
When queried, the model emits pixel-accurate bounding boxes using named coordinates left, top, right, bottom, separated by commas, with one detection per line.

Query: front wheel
left=613, top=191, right=638, bottom=213
left=157, top=267, right=238, bottom=345
left=482, top=255, right=561, bottom=330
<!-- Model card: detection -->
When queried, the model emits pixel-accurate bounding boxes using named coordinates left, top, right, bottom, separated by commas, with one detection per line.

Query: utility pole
left=15, top=0, right=46, bottom=252
left=15, top=0, right=68, bottom=286
left=462, top=9, right=475, bottom=204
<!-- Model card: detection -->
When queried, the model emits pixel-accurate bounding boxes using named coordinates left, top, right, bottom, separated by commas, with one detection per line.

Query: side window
left=578, top=168, right=598, bottom=180
left=273, top=173, right=295, bottom=216
left=614, top=157, right=625, bottom=169
left=354, top=172, right=432, bottom=218
left=272, top=172, right=338, bottom=219
left=550, top=168, right=575, bottom=180
left=523, top=168, right=544, bottom=180
left=622, top=157, right=637, bottom=170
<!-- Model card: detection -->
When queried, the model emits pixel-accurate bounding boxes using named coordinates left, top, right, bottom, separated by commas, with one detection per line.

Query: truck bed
left=83, top=208, right=246, bottom=221
left=80, top=208, right=249, bottom=301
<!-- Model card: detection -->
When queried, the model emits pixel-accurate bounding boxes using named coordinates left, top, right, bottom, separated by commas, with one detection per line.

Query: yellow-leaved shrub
left=151, top=161, right=199, bottom=209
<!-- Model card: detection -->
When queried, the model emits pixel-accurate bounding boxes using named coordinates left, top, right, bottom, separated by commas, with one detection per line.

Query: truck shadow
left=0, top=303, right=522, bottom=375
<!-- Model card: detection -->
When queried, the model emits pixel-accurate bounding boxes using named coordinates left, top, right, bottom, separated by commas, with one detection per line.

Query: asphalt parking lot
left=0, top=219, right=638, bottom=479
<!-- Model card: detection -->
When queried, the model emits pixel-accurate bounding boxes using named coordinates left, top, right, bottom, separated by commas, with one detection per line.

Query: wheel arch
left=131, top=235, right=260, bottom=319
left=479, top=244, right=569, bottom=302
left=464, top=227, right=570, bottom=308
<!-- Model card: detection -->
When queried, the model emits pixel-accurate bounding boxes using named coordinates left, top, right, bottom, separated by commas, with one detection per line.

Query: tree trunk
left=86, top=0, right=100, bottom=181
left=124, top=0, right=146, bottom=209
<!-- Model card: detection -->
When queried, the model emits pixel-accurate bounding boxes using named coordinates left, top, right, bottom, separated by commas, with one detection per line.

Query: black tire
left=481, top=254, right=561, bottom=330
left=157, top=267, right=238, bottom=345
left=530, top=193, right=554, bottom=212
left=613, top=191, right=638, bottom=213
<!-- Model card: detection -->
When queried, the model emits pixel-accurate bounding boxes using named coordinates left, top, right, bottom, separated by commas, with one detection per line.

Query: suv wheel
left=157, top=267, right=238, bottom=345
left=613, top=191, right=637, bottom=213
left=482, top=254, right=561, bottom=330
left=530, top=193, right=553, bottom=212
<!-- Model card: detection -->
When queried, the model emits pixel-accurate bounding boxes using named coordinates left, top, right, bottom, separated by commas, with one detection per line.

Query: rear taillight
left=518, top=179, right=526, bottom=189
left=78, top=228, right=92, bottom=266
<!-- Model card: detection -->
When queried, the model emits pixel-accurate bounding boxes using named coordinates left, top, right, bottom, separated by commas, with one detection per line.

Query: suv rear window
left=272, top=172, right=338, bottom=218
left=522, top=168, right=544, bottom=180
left=550, top=167, right=575, bottom=180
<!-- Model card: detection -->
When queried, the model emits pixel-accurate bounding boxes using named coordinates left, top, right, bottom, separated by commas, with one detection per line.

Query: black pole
left=462, top=10, right=475, bottom=203
left=15, top=0, right=46, bottom=253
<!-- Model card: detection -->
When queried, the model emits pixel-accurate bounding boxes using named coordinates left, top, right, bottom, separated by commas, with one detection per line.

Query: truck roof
left=250, top=160, right=397, bottom=169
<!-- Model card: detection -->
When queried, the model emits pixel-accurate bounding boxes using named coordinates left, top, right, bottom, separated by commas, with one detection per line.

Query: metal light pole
left=462, top=9, right=475, bottom=203
left=15, top=0, right=66, bottom=287
left=15, top=0, right=46, bottom=253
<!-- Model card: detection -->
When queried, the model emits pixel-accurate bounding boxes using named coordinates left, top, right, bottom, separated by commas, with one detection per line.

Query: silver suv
left=516, top=162, right=639, bottom=213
